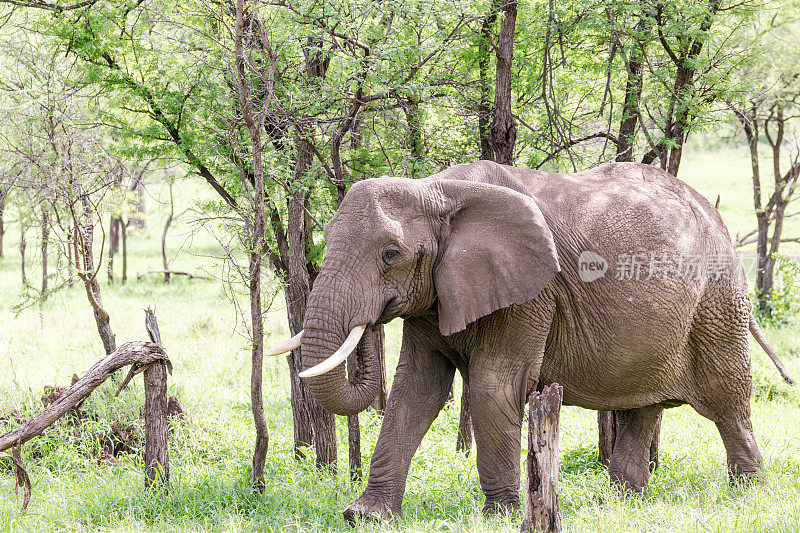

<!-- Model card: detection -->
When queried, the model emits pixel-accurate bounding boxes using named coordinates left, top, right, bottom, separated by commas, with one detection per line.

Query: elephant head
left=267, top=161, right=561, bottom=415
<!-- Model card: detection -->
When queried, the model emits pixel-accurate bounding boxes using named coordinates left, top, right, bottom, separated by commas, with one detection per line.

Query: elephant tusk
left=299, top=325, right=366, bottom=378
left=265, top=330, right=304, bottom=356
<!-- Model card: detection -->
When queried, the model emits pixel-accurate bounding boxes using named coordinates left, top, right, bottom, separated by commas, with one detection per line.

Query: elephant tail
left=749, top=314, right=795, bottom=385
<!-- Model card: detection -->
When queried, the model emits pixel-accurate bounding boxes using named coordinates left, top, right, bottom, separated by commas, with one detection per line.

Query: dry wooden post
left=521, top=384, right=563, bottom=533
left=143, top=308, right=169, bottom=489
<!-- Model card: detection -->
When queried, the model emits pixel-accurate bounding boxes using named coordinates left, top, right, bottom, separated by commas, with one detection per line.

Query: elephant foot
left=609, top=461, right=650, bottom=494
left=343, top=493, right=395, bottom=525
left=727, top=464, right=765, bottom=487
left=482, top=498, right=520, bottom=517
left=609, top=473, right=647, bottom=494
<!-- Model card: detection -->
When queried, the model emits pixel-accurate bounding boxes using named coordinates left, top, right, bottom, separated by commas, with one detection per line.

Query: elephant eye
left=382, top=249, right=399, bottom=265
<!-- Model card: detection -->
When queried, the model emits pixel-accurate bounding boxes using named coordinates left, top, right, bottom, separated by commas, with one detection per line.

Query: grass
left=0, top=145, right=799, bottom=531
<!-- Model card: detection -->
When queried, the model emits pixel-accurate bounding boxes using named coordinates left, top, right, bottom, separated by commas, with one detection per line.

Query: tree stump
left=143, top=361, right=169, bottom=488
left=521, top=384, right=563, bottom=533
left=143, top=308, right=169, bottom=489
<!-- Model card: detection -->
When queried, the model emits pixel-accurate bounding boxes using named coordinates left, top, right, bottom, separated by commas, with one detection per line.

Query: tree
left=0, top=24, right=122, bottom=352
left=731, top=4, right=800, bottom=315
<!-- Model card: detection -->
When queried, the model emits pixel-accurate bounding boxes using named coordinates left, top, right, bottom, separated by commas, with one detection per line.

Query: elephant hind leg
left=684, top=298, right=762, bottom=484
left=715, top=416, right=763, bottom=485
left=608, top=404, right=663, bottom=493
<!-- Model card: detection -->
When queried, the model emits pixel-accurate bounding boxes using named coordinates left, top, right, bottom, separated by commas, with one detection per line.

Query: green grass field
left=1, top=145, right=799, bottom=532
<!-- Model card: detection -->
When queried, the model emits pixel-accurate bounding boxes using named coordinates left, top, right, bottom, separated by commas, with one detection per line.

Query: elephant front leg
left=344, top=322, right=455, bottom=524
left=469, top=368, right=527, bottom=516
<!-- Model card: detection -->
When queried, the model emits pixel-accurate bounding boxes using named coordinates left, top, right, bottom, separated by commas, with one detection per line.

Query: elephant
left=267, top=160, right=794, bottom=522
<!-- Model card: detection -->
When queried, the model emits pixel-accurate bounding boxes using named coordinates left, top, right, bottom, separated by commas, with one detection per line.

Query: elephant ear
left=432, top=176, right=560, bottom=336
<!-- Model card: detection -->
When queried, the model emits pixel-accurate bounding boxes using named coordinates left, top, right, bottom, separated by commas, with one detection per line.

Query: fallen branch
left=0, top=341, right=167, bottom=453
left=0, top=446, right=30, bottom=512
left=136, top=269, right=209, bottom=281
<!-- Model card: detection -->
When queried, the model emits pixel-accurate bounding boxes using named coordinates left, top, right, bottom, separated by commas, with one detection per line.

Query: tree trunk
left=41, top=208, right=49, bottom=300
left=249, top=196, right=269, bottom=489
left=67, top=224, right=74, bottom=288
left=19, top=219, right=26, bottom=284
left=456, top=380, right=473, bottom=455
left=369, top=325, right=388, bottom=413
left=521, top=384, right=563, bottom=533
left=0, top=191, right=5, bottom=259
left=598, top=410, right=661, bottom=470
left=756, top=210, right=771, bottom=314
left=477, top=2, right=499, bottom=160
left=286, top=136, right=337, bottom=472
left=232, top=2, right=274, bottom=489
left=143, top=308, right=170, bottom=489
left=597, top=411, right=616, bottom=467
left=649, top=410, right=662, bottom=471
left=657, top=0, right=720, bottom=176
left=347, top=413, right=361, bottom=482
left=347, top=330, right=362, bottom=482
left=121, top=221, right=128, bottom=284
left=78, top=192, right=117, bottom=355
left=616, top=16, right=650, bottom=162
left=665, top=67, right=692, bottom=177
left=129, top=177, right=147, bottom=229
left=144, top=360, right=169, bottom=489
left=489, top=0, right=518, bottom=165
left=108, top=217, right=119, bottom=282
left=401, top=97, right=425, bottom=177
left=162, top=184, right=175, bottom=283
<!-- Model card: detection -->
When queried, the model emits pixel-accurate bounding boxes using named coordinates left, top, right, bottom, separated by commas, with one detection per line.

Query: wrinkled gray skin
left=300, top=161, right=765, bottom=522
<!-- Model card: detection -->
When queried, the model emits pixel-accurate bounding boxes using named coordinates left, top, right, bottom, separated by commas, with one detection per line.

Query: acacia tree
left=730, top=7, right=800, bottom=315
left=0, top=21, right=124, bottom=352
left=734, top=99, right=800, bottom=314
left=0, top=0, right=474, bottom=475
left=221, top=0, right=278, bottom=486
left=503, top=0, right=755, bottom=174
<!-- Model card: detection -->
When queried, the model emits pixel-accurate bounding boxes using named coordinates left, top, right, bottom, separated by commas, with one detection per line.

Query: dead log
left=0, top=309, right=174, bottom=508
left=1, top=343, right=164, bottom=452
left=167, top=396, right=186, bottom=420
left=0, top=446, right=30, bottom=512
left=521, top=384, right=563, bottom=533
left=0, top=341, right=167, bottom=453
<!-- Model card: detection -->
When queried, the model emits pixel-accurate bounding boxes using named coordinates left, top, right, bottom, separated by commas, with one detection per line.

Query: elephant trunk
left=299, top=273, right=382, bottom=416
